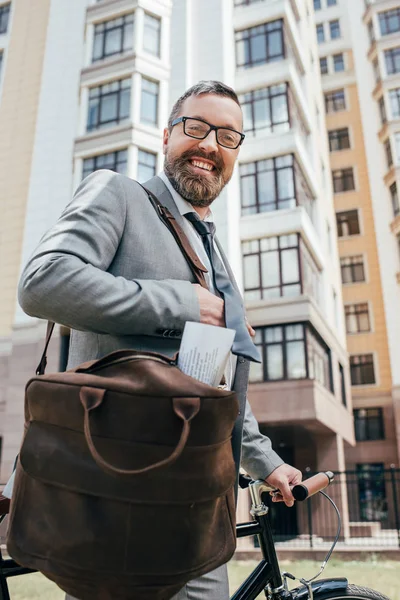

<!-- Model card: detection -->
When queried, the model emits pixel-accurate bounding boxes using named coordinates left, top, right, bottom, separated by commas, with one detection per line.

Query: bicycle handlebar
left=238, top=471, right=334, bottom=502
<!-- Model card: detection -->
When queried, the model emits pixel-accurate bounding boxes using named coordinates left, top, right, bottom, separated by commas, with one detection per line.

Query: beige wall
left=327, top=72, right=398, bottom=466
left=328, top=82, right=392, bottom=396
left=0, top=0, right=51, bottom=338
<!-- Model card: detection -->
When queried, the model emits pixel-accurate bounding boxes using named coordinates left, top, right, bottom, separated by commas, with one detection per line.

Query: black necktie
left=185, top=212, right=261, bottom=363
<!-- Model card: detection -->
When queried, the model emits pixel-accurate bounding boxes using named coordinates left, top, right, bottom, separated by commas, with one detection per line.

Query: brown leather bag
left=6, top=188, right=239, bottom=600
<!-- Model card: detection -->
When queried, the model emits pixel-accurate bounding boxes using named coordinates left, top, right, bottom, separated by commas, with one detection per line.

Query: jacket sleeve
left=18, top=170, right=200, bottom=335
left=240, top=398, right=284, bottom=480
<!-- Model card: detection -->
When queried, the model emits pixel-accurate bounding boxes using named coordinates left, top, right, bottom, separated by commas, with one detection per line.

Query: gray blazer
left=18, top=170, right=283, bottom=482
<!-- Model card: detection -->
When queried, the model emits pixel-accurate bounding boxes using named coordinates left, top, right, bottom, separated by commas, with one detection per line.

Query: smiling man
left=18, top=80, right=301, bottom=600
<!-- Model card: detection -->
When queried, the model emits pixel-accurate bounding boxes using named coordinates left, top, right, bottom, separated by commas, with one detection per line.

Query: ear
left=162, top=128, right=169, bottom=155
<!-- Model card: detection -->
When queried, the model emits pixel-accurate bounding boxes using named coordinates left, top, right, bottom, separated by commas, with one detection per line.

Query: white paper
left=177, top=322, right=235, bottom=387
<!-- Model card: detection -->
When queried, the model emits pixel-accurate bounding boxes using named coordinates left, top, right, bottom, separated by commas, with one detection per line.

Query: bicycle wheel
left=316, top=584, right=390, bottom=600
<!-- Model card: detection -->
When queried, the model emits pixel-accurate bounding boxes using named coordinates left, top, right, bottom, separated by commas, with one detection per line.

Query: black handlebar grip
left=292, top=471, right=334, bottom=501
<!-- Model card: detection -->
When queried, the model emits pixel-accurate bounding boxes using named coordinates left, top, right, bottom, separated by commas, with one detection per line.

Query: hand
left=193, top=284, right=225, bottom=327
left=265, top=463, right=302, bottom=508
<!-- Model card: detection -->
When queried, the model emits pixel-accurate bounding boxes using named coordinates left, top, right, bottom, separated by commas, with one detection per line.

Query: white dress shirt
left=158, top=170, right=237, bottom=388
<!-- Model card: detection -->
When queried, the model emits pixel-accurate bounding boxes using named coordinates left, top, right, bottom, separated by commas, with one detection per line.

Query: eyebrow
left=189, top=115, right=240, bottom=131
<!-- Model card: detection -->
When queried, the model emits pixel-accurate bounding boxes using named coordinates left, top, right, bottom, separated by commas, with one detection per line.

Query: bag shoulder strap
left=36, top=182, right=208, bottom=376
left=139, top=183, right=208, bottom=288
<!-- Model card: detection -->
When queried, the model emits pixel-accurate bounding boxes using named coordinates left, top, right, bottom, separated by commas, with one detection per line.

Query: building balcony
left=86, top=0, right=172, bottom=21
left=248, top=378, right=354, bottom=444
left=233, top=0, right=306, bottom=75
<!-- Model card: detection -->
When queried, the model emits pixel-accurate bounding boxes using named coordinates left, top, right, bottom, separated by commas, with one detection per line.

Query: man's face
left=163, top=93, right=243, bottom=207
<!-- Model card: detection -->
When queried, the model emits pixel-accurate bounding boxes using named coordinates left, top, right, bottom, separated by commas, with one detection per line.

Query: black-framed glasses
left=171, top=116, right=245, bottom=149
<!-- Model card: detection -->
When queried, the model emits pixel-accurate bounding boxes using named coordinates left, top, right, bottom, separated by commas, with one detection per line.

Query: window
left=137, top=149, right=157, bottom=183
left=379, top=96, right=387, bottom=124
left=143, top=13, right=161, bottom=56
left=379, top=8, right=400, bottom=36
left=339, top=364, right=346, bottom=407
left=242, top=233, right=320, bottom=303
left=239, top=155, right=313, bottom=218
left=355, top=408, right=384, bottom=441
left=92, top=13, right=134, bottom=62
left=313, top=0, right=321, bottom=10
left=0, top=3, right=10, bottom=34
left=327, top=0, right=337, bottom=5
left=390, top=182, right=399, bottom=216
left=0, top=51, right=3, bottom=82
left=333, top=53, right=345, bottom=72
left=140, top=78, right=159, bottom=125
left=341, top=255, right=365, bottom=284
left=350, top=354, right=375, bottom=385
left=316, top=24, right=325, bottom=43
left=332, top=168, right=355, bottom=193
left=250, top=323, right=332, bottom=391
left=325, top=89, right=346, bottom=112
left=330, top=20, right=341, bottom=39
left=395, top=132, right=400, bottom=163
left=329, top=128, right=350, bottom=151
left=235, top=19, right=285, bottom=69
left=384, top=47, right=400, bottom=75
left=368, top=20, right=375, bottom=44
left=336, top=210, right=360, bottom=237
left=345, top=303, right=370, bottom=334
left=373, top=59, right=381, bottom=83
left=242, top=235, right=301, bottom=300
left=320, top=57, right=328, bottom=75
left=82, top=149, right=128, bottom=180
left=389, top=88, right=400, bottom=118
left=384, top=139, right=393, bottom=168
left=240, top=84, right=289, bottom=135
left=356, top=464, right=387, bottom=521
left=87, top=78, right=131, bottom=131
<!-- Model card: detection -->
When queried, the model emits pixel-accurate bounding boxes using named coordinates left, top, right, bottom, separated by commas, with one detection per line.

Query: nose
left=197, top=129, right=219, bottom=153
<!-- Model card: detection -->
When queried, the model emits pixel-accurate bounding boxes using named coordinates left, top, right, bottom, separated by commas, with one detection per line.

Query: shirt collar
left=158, top=170, right=213, bottom=222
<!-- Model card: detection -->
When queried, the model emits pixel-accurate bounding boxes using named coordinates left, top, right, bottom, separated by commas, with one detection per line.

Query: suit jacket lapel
left=143, top=176, right=188, bottom=232
left=144, top=176, right=241, bottom=295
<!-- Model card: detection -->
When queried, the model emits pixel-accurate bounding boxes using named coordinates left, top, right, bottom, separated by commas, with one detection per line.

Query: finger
left=278, top=480, right=294, bottom=507
left=246, top=321, right=255, bottom=337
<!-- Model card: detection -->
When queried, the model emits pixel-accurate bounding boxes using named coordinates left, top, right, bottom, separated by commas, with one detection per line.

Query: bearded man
left=18, top=80, right=301, bottom=600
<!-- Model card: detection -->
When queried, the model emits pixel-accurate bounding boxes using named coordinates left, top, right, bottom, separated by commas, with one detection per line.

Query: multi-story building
left=1, top=0, right=355, bottom=545
left=314, top=0, right=400, bottom=509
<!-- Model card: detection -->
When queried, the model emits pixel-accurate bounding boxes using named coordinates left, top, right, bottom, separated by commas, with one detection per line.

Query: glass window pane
left=271, top=94, right=288, bottom=125
left=119, top=86, right=131, bottom=119
left=93, top=32, right=104, bottom=60
left=250, top=33, right=267, bottom=63
left=144, top=14, right=161, bottom=56
left=287, top=341, right=306, bottom=378
left=249, top=360, right=263, bottom=383
left=281, top=248, right=299, bottom=284
left=277, top=166, right=294, bottom=200
left=100, top=94, right=118, bottom=123
left=268, top=30, right=283, bottom=59
left=257, top=169, right=275, bottom=207
left=266, top=345, right=284, bottom=380
left=105, top=28, right=122, bottom=55
left=254, top=97, right=271, bottom=130
left=123, top=20, right=134, bottom=51
left=261, top=250, right=280, bottom=287
left=244, top=255, right=260, bottom=289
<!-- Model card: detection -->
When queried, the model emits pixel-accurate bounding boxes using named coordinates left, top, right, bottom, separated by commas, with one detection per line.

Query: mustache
left=178, top=149, right=224, bottom=173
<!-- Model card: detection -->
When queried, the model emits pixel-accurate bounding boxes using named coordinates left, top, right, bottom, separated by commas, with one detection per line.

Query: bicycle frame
left=231, top=479, right=349, bottom=600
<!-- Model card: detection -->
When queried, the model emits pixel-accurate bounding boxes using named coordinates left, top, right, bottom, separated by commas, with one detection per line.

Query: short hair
left=167, top=80, right=241, bottom=129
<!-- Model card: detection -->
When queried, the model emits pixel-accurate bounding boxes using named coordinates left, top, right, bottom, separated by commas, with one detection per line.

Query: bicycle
left=0, top=471, right=391, bottom=600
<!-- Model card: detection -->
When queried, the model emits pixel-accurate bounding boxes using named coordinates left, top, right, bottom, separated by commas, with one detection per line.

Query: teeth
left=191, top=160, right=213, bottom=171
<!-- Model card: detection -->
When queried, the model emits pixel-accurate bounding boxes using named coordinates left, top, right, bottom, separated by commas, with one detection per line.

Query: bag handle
left=35, top=186, right=208, bottom=376
left=79, top=387, right=200, bottom=476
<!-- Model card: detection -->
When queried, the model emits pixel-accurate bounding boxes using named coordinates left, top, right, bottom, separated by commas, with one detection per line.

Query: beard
left=164, top=148, right=231, bottom=207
